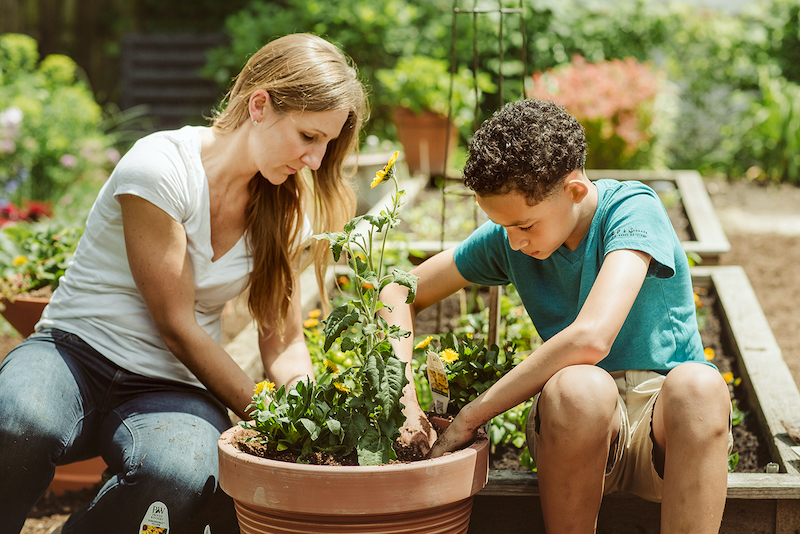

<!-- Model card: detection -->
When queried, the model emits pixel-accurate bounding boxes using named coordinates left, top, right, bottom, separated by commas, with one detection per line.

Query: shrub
left=527, top=55, right=674, bottom=169
left=0, top=33, right=120, bottom=208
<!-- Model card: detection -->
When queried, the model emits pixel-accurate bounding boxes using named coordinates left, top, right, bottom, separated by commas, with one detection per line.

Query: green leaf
left=356, top=426, right=396, bottom=465
left=323, top=305, right=360, bottom=351
left=389, top=268, right=419, bottom=303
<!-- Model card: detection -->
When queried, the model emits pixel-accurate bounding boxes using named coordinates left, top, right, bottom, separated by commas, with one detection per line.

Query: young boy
left=386, top=98, right=732, bottom=533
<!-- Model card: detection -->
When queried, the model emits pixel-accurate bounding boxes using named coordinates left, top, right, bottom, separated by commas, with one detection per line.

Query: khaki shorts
left=526, top=370, right=734, bottom=503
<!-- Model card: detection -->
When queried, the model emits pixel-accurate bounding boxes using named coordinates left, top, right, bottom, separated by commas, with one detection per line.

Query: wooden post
left=487, top=285, right=501, bottom=346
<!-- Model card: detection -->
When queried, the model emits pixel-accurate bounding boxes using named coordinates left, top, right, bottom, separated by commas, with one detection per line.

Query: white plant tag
left=427, top=350, right=450, bottom=414
left=140, top=501, right=170, bottom=533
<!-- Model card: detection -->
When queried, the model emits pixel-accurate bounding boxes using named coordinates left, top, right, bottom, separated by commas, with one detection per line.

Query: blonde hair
left=211, top=33, right=367, bottom=334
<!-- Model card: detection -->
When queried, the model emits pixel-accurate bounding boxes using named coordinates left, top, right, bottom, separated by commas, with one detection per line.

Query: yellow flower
left=704, top=347, right=715, bottom=361
left=324, top=358, right=339, bottom=374
left=466, top=333, right=473, bottom=339
left=333, top=382, right=351, bottom=393
left=338, top=275, right=350, bottom=287
left=439, top=348, right=459, bottom=364
left=414, top=335, right=433, bottom=350
left=694, top=292, right=702, bottom=308
left=370, top=151, right=399, bottom=188
left=12, top=255, right=27, bottom=267
left=254, top=380, right=275, bottom=395
left=362, top=282, right=374, bottom=290
left=722, top=372, right=734, bottom=385
left=303, top=318, right=319, bottom=328
left=308, top=308, right=322, bottom=319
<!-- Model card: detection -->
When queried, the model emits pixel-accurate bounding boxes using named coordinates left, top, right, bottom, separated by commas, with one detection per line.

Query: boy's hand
left=427, top=413, right=477, bottom=458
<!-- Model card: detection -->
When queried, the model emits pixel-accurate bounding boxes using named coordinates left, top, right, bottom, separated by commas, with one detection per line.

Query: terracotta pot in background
left=392, top=106, right=458, bottom=178
left=0, top=295, right=49, bottom=338
left=218, top=420, right=489, bottom=534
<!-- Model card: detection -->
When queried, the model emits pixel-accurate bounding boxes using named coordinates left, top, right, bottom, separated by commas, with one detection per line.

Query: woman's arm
left=120, top=194, right=256, bottom=420
left=429, top=248, right=652, bottom=457
left=257, top=277, right=315, bottom=389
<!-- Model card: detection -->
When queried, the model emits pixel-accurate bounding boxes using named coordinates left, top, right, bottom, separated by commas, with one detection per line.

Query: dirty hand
left=400, top=403, right=437, bottom=456
left=427, top=413, right=477, bottom=459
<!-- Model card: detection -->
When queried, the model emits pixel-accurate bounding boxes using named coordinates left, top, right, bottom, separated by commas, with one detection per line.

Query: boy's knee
left=539, top=366, right=618, bottom=432
left=660, top=363, right=730, bottom=437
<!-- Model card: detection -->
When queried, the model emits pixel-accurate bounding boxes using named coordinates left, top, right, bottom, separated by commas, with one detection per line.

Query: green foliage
left=244, top=153, right=419, bottom=465
left=0, top=219, right=83, bottom=300
left=417, top=333, right=519, bottom=411
left=375, top=55, right=496, bottom=132
left=0, top=34, right=120, bottom=207
left=723, top=68, right=800, bottom=184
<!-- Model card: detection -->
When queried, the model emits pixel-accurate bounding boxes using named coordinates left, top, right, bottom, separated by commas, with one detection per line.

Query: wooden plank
left=776, top=499, right=800, bottom=534
left=695, top=266, right=800, bottom=475
left=674, top=170, right=730, bottom=262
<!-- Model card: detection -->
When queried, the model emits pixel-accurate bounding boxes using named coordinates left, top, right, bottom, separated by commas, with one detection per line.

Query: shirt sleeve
left=453, top=221, right=513, bottom=286
left=601, top=183, right=677, bottom=279
left=110, top=136, right=192, bottom=223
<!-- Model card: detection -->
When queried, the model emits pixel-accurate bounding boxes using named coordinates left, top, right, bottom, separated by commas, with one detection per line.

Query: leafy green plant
left=724, top=68, right=800, bottom=184
left=375, top=55, right=496, bottom=131
left=0, top=220, right=83, bottom=302
left=0, top=34, right=120, bottom=206
left=416, top=332, right=518, bottom=412
left=243, top=152, right=420, bottom=465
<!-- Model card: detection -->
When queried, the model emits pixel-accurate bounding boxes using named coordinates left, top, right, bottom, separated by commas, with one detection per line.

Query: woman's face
left=251, top=103, right=349, bottom=185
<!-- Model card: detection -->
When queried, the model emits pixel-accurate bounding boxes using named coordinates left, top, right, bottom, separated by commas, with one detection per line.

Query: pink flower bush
left=527, top=56, right=665, bottom=169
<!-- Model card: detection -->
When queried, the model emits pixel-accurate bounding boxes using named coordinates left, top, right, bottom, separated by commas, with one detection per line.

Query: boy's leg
left=534, top=365, right=621, bottom=534
left=0, top=332, right=98, bottom=534
left=652, top=362, right=730, bottom=534
left=61, top=383, right=240, bottom=534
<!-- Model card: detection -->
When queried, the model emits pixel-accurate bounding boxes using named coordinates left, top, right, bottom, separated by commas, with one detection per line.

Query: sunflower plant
left=241, top=151, right=420, bottom=465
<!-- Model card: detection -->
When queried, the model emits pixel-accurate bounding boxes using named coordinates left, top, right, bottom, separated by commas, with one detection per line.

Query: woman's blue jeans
left=0, top=328, right=240, bottom=534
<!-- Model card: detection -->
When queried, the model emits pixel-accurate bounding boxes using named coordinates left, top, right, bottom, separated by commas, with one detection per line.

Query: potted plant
left=217, top=152, right=489, bottom=534
left=0, top=217, right=83, bottom=337
left=375, top=56, right=495, bottom=177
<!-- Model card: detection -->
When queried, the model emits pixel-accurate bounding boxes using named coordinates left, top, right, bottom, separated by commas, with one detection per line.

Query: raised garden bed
left=465, top=265, right=800, bottom=534
left=395, top=169, right=730, bottom=266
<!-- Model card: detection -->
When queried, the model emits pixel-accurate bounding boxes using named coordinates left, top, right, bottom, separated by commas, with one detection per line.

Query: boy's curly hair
left=463, top=98, right=586, bottom=204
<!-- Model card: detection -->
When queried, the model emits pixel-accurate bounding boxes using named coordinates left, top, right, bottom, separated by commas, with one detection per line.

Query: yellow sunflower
left=254, top=380, right=275, bottom=395
left=439, top=348, right=459, bottom=364
left=414, top=336, right=433, bottom=350
left=370, top=151, right=399, bottom=188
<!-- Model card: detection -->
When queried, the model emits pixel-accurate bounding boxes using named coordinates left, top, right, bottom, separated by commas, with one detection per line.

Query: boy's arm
left=429, top=248, right=652, bottom=457
left=380, top=247, right=471, bottom=452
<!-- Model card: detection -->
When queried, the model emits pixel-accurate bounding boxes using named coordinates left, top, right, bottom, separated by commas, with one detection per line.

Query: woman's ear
left=248, top=90, right=271, bottom=124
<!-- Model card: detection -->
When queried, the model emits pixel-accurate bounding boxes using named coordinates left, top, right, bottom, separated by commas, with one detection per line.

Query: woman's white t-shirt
left=38, top=126, right=252, bottom=388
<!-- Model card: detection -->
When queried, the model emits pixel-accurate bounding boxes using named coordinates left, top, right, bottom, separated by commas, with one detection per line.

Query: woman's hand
left=399, top=402, right=437, bottom=456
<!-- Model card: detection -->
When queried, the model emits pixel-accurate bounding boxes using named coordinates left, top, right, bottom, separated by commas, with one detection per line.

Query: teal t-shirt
left=453, top=179, right=708, bottom=373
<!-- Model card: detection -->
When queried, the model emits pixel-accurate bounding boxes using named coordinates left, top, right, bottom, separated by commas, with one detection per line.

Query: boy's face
left=476, top=173, right=588, bottom=259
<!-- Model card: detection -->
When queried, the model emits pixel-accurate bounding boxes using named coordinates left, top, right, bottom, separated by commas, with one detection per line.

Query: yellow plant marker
left=427, top=351, right=450, bottom=414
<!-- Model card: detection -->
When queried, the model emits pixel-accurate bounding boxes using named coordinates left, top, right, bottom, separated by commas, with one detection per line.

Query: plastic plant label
left=427, top=350, right=450, bottom=414
left=140, top=501, right=170, bottom=533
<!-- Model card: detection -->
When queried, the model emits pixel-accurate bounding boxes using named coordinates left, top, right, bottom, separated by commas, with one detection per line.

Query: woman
left=0, top=33, right=367, bottom=534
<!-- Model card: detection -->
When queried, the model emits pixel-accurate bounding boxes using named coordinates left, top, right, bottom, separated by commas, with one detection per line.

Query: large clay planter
left=218, top=421, right=489, bottom=534
left=0, top=295, right=49, bottom=337
left=392, top=106, right=458, bottom=178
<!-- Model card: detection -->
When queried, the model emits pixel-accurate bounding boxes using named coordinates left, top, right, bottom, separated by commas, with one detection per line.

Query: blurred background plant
left=0, top=33, right=146, bottom=222
left=0, top=219, right=83, bottom=300
left=527, top=55, right=676, bottom=170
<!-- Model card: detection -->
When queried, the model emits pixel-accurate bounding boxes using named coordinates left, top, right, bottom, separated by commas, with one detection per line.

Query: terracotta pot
left=218, top=420, right=489, bottom=534
left=392, top=107, right=458, bottom=177
left=0, top=295, right=49, bottom=338
left=49, top=456, right=108, bottom=495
